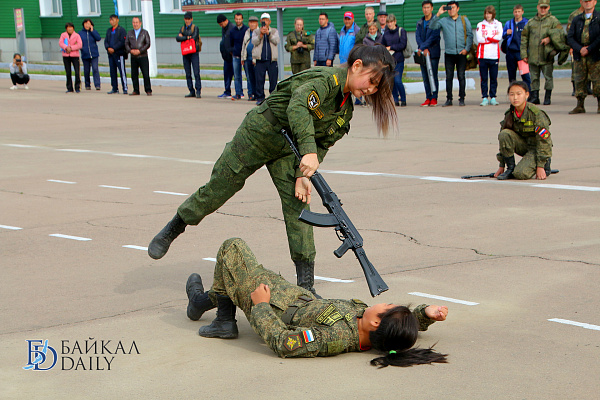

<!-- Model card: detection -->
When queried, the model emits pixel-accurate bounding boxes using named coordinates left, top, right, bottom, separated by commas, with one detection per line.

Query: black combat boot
left=568, top=97, right=586, bottom=114
left=148, top=213, right=187, bottom=259
left=186, top=273, right=216, bottom=321
left=544, top=158, right=552, bottom=177
left=198, top=294, right=238, bottom=339
left=571, top=81, right=575, bottom=96
left=497, top=156, right=516, bottom=180
left=294, top=260, right=321, bottom=298
left=597, top=97, right=600, bottom=114
left=530, top=90, right=540, bottom=105
left=543, top=90, right=552, bottom=105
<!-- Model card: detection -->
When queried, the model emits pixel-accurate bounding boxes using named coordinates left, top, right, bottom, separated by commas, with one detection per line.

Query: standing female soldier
left=149, top=45, right=397, bottom=295
left=494, top=81, right=553, bottom=180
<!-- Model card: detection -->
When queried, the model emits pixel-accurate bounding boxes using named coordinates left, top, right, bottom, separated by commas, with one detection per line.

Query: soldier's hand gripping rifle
left=281, top=128, right=389, bottom=297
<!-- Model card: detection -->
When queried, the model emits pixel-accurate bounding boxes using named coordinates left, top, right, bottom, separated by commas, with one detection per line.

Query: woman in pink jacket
left=476, top=5, right=503, bottom=106
left=59, top=23, right=83, bottom=93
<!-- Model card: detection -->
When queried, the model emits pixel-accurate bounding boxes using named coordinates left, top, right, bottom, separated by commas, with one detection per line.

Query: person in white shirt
left=476, top=5, right=503, bottom=106
left=9, top=53, right=29, bottom=90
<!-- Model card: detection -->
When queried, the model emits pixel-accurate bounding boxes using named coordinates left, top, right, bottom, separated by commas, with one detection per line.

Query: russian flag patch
left=536, top=126, right=549, bottom=140
left=302, top=329, right=315, bottom=343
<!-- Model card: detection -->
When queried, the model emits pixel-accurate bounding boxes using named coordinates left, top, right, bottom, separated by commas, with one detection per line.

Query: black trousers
left=131, top=55, right=152, bottom=94
left=11, top=73, right=30, bottom=85
left=183, top=51, right=201, bottom=94
left=444, top=53, right=466, bottom=101
left=63, top=56, right=81, bottom=92
left=254, top=60, right=278, bottom=101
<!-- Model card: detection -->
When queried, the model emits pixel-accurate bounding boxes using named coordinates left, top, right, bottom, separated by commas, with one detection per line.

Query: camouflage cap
left=538, top=0, right=550, bottom=7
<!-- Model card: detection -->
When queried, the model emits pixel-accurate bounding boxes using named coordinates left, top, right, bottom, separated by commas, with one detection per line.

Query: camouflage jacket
left=251, top=299, right=434, bottom=358
left=500, top=103, right=553, bottom=167
left=259, top=66, right=353, bottom=159
left=521, top=13, right=565, bottom=65
left=284, top=30, right=314, bottom=65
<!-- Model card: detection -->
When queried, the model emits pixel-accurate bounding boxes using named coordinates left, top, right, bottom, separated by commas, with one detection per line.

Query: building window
left=116, top=0, right=142, bottom=16
left=160, top=0, right=183, bottom=14
left=39, top=0, right=63, bottom=17
left=77, top=0, right=101, bottom=16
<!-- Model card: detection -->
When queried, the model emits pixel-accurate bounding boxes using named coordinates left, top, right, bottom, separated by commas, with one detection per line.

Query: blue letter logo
left=24, top=340, right=58, bottom=371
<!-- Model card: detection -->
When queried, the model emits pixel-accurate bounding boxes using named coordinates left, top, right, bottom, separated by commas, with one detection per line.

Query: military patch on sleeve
left=336, top=116, right=345, bottom=127
left=313, top=108, right=325, bottom=119
left=307, top=91, right=320, bottom=110
left=284, top=334, right=303, bottom=351
left=316, top=304, right=344, bottom=326
left=302, top=330, right=315, bottom=343
left=535, top=126, right=550, bottom=140
left=332, top=74, right=339, bottom=86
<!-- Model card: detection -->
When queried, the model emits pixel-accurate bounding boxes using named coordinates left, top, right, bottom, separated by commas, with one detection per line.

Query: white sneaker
left=24, top=85, right=29, bottom=90
left=10, top=85, right=17, bottom=90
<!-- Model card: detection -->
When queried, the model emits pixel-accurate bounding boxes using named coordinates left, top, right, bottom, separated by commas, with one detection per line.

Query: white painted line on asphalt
left=421, top=176, right=474, bottom=183
left=47, top=179, right=77, bottom=184
left=57, top=149, right=92, bottom=153
left=203, top=257, right=217, bottom=262
left=408, top=292, right=479, bottom=305
left=548, top=318, right=600, bottom=331
left=4, top=144, right=38, bottom=148
left=123, top=245, right=148, bottom=251
left=99, top=185, right=131, bottom=190
left=0, top=225, right=22, bottom=230
left=532, top=184, right=600, bottom=192
left=49, top=234, right=92, bottom=241
left=314, top=275, right=354, bottom=283
left=113, top=153, right=152, bottom=158
left=154, top=191, right=189, bottom=196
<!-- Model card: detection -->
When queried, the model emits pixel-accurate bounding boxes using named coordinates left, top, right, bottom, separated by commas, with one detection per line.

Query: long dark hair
left=369, top=306, right=448, bottom=368
left=345, top=44, right=397, bottom=137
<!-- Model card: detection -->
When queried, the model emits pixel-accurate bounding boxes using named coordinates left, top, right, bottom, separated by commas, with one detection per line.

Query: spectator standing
left=503, top=4, right=531, bottom=92
left=567, top=0, right=600, bottom=114
left=339, top=12, right=358, bottom=64
left=177, top=11, right=202, bottom=98
left=105, top=14, right=128, bottom=95
left=59, top=23, right=82, bottom=94
left=377, top=11, right=388, bottom=36
left=252, top=13, right=279, bottom=105
left=355, top=6, right=376, bottom=45
left=430, top=1, right=473, bottom=107
left=241, top=16, right=258, bottom=101
left=230, top=13, right=248, bottom=100
left=476, top=5, right=503, bottom=106
left=363, top=22, right=382, bottom=46
left=285, top=17, right=314, bottom=74
left=382, top=14, right=408, bottom=107
left=416, top=0, right=441, bottom=107
left=567, top=4, right=585, bottom=95
left=125, top=17, right=152, bottom=96
left=217, top=14, right=234, bottom=99
left=313, top=13, right=338, bottom=66
left=79, top=19, right=101, bottom=91
left=520, top=0, right=564, bottom=105
left=9, top=53, right=29, bottom=89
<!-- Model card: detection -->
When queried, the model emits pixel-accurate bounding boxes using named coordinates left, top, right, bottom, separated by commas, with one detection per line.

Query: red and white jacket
left=476, top=19, right=502, bottom=60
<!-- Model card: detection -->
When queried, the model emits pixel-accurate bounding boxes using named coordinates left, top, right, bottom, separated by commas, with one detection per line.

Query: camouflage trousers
left=209, top=238, right=312, bottom=322
left=529, top=63, right=554, bottom=91
left=497, top=129, right=552, bottom=180
left=291, top=63, right=311, bottom=74
left=573, top=57, right=600, bottom=98
left=177, top=109, right=316, bottom=263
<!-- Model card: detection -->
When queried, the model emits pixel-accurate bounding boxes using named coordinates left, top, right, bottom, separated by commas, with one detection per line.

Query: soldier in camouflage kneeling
left=186, top=238, right=448, bottom=367
left=494, top=81, right=553, bottom=180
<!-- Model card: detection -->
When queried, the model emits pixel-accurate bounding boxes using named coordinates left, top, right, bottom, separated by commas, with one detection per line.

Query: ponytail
left=370, top=345, right=448, bottom=368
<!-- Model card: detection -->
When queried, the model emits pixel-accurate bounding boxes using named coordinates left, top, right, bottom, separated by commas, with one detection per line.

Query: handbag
left=400, top=27, right=413, bottom=59
left=181, top=38, right=196, bottom=55
left=461, top=15, right=478, bottom=70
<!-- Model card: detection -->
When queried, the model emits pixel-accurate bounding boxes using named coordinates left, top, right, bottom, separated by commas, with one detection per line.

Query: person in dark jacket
left=79, top=18, right=101, bottom=91
left=217, top=14, right=235, bottom=98
left=567, top=0, right=600, bottom=114
left=105, top=14, right=128, bottom=94
left=125, top=17, right=152, bottom=96
left=176, top=11, right=202, bottom=98
left=416, top=0, right=441, bottom=107
left=503, top=4, right=531, bottom=91
left=381, top=14, right=407, bottom=106
left=313, top=13, right=338, bottom=66
left=230, top=12, right=248, bottom=100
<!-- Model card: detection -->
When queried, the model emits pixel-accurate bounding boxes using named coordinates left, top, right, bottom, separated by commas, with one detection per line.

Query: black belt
left=281, top=295, right=313, bottom=325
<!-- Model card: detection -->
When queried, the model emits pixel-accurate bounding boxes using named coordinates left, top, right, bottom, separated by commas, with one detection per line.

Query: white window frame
left=159, top=0, right=184, bottom=15
left=116, top=0, right=142, bottom=16
left=77, top=0, right=102, bottom=17
left=39, top=0, right=63, bottom=17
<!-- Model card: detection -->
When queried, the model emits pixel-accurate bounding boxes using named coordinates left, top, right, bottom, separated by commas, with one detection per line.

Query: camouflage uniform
left=496, top=103, right=553, bottom=180
left=209, top=238, right=435, bottom=358
left=520, top=12, right=564, bottom=91
left=178, top=67, right=353, bottom=264
left=568, top=11, right=600, bottom=99
left=567, top=8, right=584, bottom=86
left=285, top=30, right=314, bottom=74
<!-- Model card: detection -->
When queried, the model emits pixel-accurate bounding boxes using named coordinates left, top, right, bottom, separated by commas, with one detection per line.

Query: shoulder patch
left=302, top=330, right=315, bottom=343
left=536, top=126, right=550, bottom=140
left=284, top=334, right=303, bottom=351
left=316, top=304, right=344, bottom=326
left=351, top=299, right=367, bottom=306
left=308, top=91, right=320, bottom=110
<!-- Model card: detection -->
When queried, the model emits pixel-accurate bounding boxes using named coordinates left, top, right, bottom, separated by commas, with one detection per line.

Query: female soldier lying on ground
left=186, top=238, right=448, bottom=367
